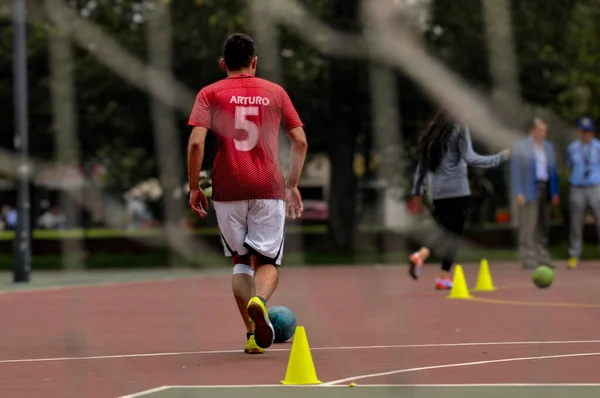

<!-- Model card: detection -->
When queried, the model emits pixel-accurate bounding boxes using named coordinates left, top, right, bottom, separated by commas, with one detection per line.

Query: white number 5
left=234, top=106, right=259, bottom=151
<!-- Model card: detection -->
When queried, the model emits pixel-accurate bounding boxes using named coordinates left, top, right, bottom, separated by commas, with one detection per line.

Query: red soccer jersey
left=188, top=75, right=303, bottom=202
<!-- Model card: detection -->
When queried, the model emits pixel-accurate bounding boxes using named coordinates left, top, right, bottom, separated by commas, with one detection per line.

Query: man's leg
left=231, top=255, right=266, bottom=354
left=586, top=185, right=600, bottom=260
left=213, top=200, right=263, bottom=353
left=244, top=199, right=286, bottom=349
left=535, top=184, right=552, bottom=266
left=253, top=257, right=280, bottom=301
left=568, top=186, right=587, bottom=268
left=518, top=200, right=538, bottom=269
left=231, top=254, right=255, bottom=334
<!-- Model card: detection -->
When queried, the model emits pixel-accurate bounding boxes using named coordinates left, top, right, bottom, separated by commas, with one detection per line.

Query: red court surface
left=0, top=262, right=599, bottom=397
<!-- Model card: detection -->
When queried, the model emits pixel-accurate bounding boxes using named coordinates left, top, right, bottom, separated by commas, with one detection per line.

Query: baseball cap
left=578, top=116, right=595, bottom=132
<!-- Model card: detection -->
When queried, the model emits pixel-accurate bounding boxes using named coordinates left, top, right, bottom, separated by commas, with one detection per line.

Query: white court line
left=2, top=339, right=600, bottom=365
left=323, top=352, right=600, bottom=385
left=117, top=383, right=600, bottom=398
left=118, top=386, right=170, bottom=398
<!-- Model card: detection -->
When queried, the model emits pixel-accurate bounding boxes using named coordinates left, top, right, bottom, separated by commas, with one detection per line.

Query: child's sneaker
left=435, top=277, right=453, bottom=290
left=408, top=252, right=424, bottom=280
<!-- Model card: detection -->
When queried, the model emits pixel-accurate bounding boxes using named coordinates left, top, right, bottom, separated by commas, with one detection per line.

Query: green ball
left=532, top=265, right=554, bottom=288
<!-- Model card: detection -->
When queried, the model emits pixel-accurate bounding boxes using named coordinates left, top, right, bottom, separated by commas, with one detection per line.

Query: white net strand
left=145, top=1, right=191, bottom=266
left=482, top=0, right=522, bottom=122
left=362, top=0, right=410, bottom=231
left=43, top=0, right=195, bottom=115
left=266, top=0, right=367, bottom=58
left=248, top=0, right=284, bottom=85
left=0, top=0, right=583, bottom=277
left=48, top=18, right=86, bottom=270
left=266, top=0, right=525, bottom=151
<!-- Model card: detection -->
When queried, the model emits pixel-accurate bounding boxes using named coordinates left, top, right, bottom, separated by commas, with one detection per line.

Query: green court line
left=0, top=269, right=226, bottom=293
left=122, top=385, right=600, bottom=398
left=0, top=221, right=522, bottom=240
left=0, top=225, right=327, bottom=240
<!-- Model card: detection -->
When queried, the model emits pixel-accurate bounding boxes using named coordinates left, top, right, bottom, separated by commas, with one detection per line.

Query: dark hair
left=222, top=33, right=256, bottom=71
left=417, top=109, right=457, bottom=172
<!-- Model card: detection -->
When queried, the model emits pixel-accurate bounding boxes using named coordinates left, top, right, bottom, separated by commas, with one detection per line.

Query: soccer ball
left=268, top=306, right=297, bottom=343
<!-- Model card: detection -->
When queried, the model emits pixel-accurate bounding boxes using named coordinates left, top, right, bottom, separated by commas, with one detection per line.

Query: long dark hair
left=417, top=109, right=457, bottom=172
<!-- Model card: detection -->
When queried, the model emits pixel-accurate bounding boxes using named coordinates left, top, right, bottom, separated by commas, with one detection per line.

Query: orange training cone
left=281, top=326, right=322, bottom=385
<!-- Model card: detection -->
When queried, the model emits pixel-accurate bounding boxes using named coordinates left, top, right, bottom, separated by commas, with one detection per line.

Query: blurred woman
left=409, top=109, right=510, bottom=290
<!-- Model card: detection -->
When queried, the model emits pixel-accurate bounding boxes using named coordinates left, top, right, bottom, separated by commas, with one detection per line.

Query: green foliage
left=2, top=0, right=600, bottom=236
left=0, top=21, right=53, bottom=154
left=553, top=2, right=600, bottom=121
left=96, top=145, right=156, bottom=193
left=428, top=0, right=490, bottom=86
left=512, top=0, right=600, bottom=124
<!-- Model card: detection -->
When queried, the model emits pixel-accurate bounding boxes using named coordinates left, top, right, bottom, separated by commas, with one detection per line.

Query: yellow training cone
left=281, top=326, right=322, bottom=385
left=473, top=258, right=497, bottom=291
left=447, top=264, right=472, bottom=299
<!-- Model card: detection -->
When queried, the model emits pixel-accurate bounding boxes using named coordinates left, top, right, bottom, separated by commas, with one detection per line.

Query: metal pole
left=12, top=0, right=31, bottom=283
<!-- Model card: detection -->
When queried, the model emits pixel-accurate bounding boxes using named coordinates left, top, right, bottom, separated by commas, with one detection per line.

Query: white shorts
left=213, top=199, right=286, bottom=266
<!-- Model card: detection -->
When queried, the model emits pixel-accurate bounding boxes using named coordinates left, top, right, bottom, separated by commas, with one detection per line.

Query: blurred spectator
left=566, top=116, right=600, bottom=269
left=1, top=205, right=17, bottom=231
left=125, top=195, right=155, bottom=230
left=511, top=117, right=560, bottom=269
left=37, top=206, right=66, bottom=230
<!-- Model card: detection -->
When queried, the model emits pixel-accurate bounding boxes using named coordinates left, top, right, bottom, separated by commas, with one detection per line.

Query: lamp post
left=12, top=0, right=31, bottom=283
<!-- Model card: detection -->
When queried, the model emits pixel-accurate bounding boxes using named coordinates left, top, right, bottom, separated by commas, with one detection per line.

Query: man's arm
left=547, top=143, right=560, bottom=202
left=286, top=126, right=308, bottom=188
left=187, top=87, right=211, bottom=187
left=187, top=126, right=209, bottom=217
left=187, top=127, right=208, bottom=191
left=565, top=144, right=574, bottom=169
left=280, top=88, right=307, bottom=188
left=186, top=87, right=212, bottom=217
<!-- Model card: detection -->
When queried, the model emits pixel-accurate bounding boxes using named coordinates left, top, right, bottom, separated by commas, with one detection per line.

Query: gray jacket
left=411, top=125, right=509, bottom=200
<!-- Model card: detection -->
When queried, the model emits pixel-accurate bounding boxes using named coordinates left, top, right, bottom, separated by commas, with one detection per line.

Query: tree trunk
left=327, top=0, right=361, bottom=252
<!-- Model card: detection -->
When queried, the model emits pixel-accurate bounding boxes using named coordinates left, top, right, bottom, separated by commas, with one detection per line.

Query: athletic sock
left=246, top=332, right=253, bottom=340
left=256, top=296, right=267, bottom=306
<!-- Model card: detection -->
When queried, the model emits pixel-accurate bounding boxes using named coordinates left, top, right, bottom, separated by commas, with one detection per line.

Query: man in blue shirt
left=566, top=116, right=600, bottom=269
left=511, top=117, right=560, bottom=269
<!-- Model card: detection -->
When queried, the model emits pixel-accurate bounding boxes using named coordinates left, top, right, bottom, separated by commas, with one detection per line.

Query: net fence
left=0, top=0, right=589, bottom=261
left=0, top=0, right=598, bottom=395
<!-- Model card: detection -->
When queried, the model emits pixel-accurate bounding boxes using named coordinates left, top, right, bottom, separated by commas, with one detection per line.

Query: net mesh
left=0, top=0, right=596, bottom=395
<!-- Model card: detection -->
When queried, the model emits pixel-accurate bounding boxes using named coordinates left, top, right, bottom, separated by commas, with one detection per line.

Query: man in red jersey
left=187, top=33, right=308, bottom=354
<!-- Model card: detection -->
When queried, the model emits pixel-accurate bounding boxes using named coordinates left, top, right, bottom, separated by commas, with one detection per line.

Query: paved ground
left=0, top=262, right=599, bottom=398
